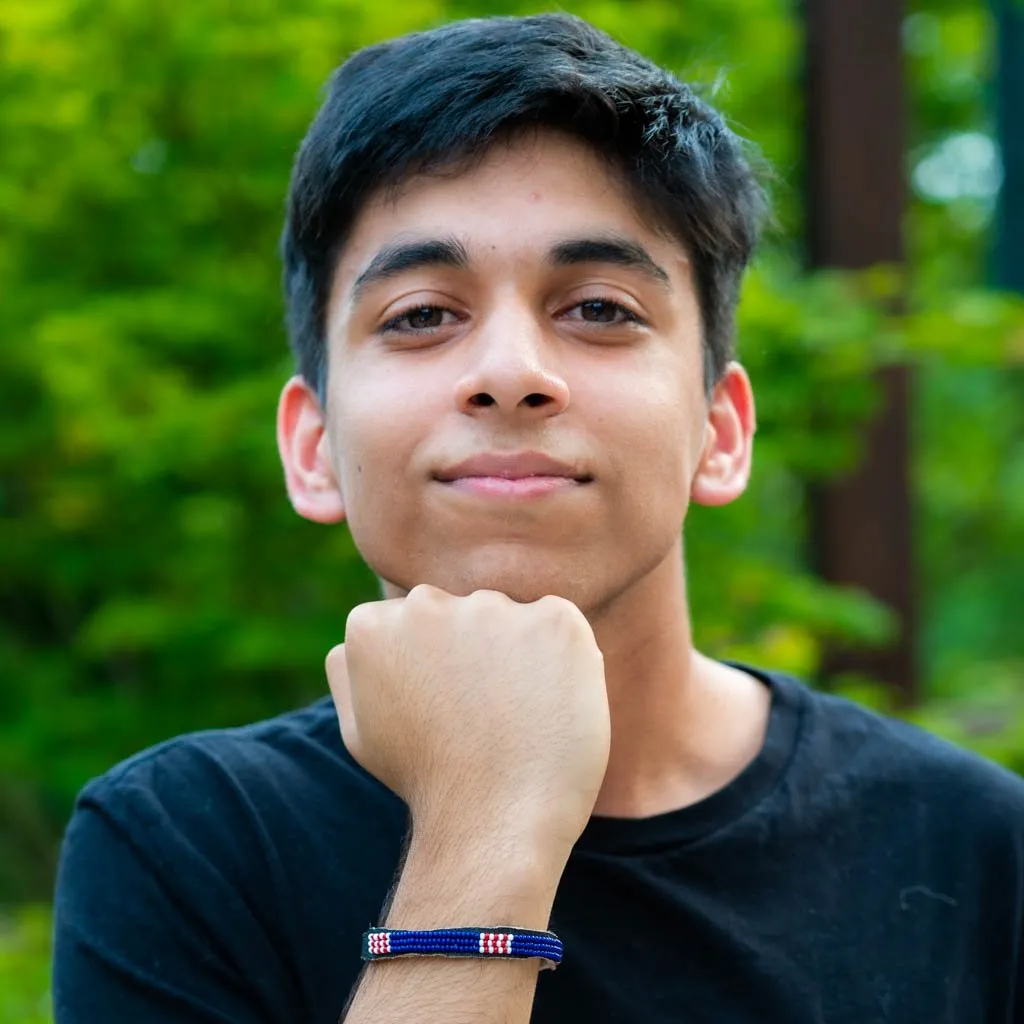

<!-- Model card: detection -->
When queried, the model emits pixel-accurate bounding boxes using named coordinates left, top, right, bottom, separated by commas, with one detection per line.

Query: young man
left=53, top=13, right=1024, bottom=1023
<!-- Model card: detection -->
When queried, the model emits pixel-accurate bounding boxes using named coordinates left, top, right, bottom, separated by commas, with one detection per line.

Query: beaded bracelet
left=362, top=927, right=563, bottom=970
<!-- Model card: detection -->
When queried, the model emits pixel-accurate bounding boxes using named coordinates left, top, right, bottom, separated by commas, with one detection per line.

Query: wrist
left=385, top=830, right=565, bottom=931
left=410, top=796, right=582, bottom=872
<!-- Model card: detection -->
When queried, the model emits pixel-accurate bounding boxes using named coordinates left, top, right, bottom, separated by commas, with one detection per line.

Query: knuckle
left=344, top=602, right=378, bottom=643
left=537, top=593, right=580, bottom=622
left=325, top=644, right=346, bottom=675
left=548, top=598, right=595, bottom=643
left=406, top=583, right=445, bottom=605
left=460, top=589, right=511, bottom=618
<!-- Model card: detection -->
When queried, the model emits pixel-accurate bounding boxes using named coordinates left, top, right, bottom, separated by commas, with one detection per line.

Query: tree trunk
left=804, top=0, right=917, bottom=704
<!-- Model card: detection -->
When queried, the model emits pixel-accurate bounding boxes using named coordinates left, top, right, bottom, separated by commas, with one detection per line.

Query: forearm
left=342, top=833, right=563, bottom=1024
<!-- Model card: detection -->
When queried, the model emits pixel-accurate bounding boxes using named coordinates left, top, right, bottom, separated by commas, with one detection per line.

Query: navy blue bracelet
left=362, top=927, right=563, bottom=970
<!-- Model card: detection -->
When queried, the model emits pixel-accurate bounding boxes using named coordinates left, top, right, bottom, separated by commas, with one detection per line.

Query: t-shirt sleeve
left=52, top=763, right=301, bottom=1023
left=1018, top=910, right=1024, bottom=1023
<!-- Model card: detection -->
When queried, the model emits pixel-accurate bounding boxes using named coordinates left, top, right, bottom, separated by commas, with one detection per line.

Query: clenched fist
left=327, top=585, right=611, bottom=865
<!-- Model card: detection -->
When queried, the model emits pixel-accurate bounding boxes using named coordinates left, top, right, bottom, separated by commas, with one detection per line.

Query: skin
left=278, top=128, right=769, bottom=1021
left=279, top=129, right=768, bottom=821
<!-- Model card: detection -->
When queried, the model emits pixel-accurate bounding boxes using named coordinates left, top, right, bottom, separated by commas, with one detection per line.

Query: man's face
left=281, top=130, right=750, bottom=613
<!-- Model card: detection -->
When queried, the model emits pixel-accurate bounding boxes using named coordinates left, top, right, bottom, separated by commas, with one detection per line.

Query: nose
left=453, top=304, right=571, bottom=419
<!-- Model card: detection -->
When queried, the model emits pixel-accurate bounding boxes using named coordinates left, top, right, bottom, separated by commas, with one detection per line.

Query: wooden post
left=995, top=0, right=1024, bottom=293
left=804, top=0, right=917, bottom=703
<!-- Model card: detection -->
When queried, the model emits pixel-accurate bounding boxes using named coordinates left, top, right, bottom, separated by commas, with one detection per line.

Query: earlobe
left=690, top=362, right=756, bottom=508
left=276, top=375, right=347, bottom=524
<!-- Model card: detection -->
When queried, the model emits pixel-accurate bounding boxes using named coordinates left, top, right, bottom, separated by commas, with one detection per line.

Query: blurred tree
left=0, top=905, right=51, bottom=1024
left=994, top=0, right=1023, bottom=290
left=1, top=0, right=1023, bottom=917
left=804, top=0, right=916, bottom=703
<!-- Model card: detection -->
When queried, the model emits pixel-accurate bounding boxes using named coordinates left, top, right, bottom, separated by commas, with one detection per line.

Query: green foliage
left=1, top=0, right=1023, bottom=994
left=0, top=906, right=52, bottom=1024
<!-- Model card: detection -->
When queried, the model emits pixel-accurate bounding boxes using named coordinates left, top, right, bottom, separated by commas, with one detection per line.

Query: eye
left=567, top=299, right=644, bottom=326
left=380, top=305, right=458, bottom=333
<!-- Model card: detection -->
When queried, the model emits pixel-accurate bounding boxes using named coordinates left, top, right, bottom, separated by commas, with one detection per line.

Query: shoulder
left=56, top=700, right=401, bottom=1020
left=764, top=669, right=1024, bottom=837
left=84, top=696, right=334, bottom=805
left=76, top=696, right=404, bottom=859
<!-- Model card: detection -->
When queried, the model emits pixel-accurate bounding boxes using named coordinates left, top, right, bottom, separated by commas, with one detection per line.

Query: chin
left=447, top=575, right=575, bottom=605
left=379, top=547, right=605, bottom=609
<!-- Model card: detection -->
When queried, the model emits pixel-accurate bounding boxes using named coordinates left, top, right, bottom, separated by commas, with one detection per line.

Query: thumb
left=325, top=643, right=358, bottom=754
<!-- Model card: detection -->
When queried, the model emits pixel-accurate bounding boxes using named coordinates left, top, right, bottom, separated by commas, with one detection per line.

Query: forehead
left=332, top=130, right=689, bottom=287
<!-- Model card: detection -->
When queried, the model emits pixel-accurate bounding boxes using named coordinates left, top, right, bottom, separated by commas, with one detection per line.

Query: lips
left=434, top=451, right=592, bottom=483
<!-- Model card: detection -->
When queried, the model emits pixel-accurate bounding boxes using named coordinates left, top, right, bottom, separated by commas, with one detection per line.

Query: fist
left=327, top=585, right=610, bottom=860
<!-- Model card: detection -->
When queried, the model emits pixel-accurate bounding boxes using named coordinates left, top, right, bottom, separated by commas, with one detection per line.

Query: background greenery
left=2, top=0, right=1022, bottom=1016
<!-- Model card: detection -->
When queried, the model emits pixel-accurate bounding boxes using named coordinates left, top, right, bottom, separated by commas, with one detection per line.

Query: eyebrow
left=349, top=232, right=671, bottom=303
left=350, top=236, right=471, bottom=301
left=549, top=235, right=671, bottom=288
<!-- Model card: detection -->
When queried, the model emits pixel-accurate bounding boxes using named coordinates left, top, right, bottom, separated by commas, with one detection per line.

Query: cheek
left=330, top=412, right=419, bottom=581
left=626, top=416, right=695, bottom=525
left=585, top=365, right=698, bottom=489
left=328, top=372, right=431, bottom=522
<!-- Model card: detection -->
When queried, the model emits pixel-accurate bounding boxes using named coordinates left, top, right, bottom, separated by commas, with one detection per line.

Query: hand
left=327, top=585, right=610, bottom=866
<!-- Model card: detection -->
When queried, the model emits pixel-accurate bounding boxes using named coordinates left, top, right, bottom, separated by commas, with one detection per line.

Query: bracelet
left=362, top=927, right=563, bottom=970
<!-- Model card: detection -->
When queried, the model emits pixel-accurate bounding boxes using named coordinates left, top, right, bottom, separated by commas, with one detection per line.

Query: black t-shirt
left=52, top=666, right=1024, bottom=1022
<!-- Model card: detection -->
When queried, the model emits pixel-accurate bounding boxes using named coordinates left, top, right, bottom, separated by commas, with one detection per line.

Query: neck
left=587, top=541, right=771, bottom=819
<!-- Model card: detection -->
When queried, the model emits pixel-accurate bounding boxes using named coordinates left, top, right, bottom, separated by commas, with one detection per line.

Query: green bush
left=0, top=906, right=52, bottom=1024
left=1, top=0, right=1022, bottom=917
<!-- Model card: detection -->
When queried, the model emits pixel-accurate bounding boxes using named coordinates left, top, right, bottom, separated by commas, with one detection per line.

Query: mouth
left=437, top=474, right=592, bottom=499
left=433, top=452, right=593, bottom=500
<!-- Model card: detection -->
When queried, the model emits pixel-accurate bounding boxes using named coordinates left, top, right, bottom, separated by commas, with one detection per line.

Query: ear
left=690, top=362, right=756, bottom=508
left=276, top=375, right=347, bottom=524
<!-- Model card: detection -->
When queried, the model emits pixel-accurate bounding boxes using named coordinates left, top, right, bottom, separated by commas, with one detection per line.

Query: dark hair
left=282, top=13, right=766, bottom=399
